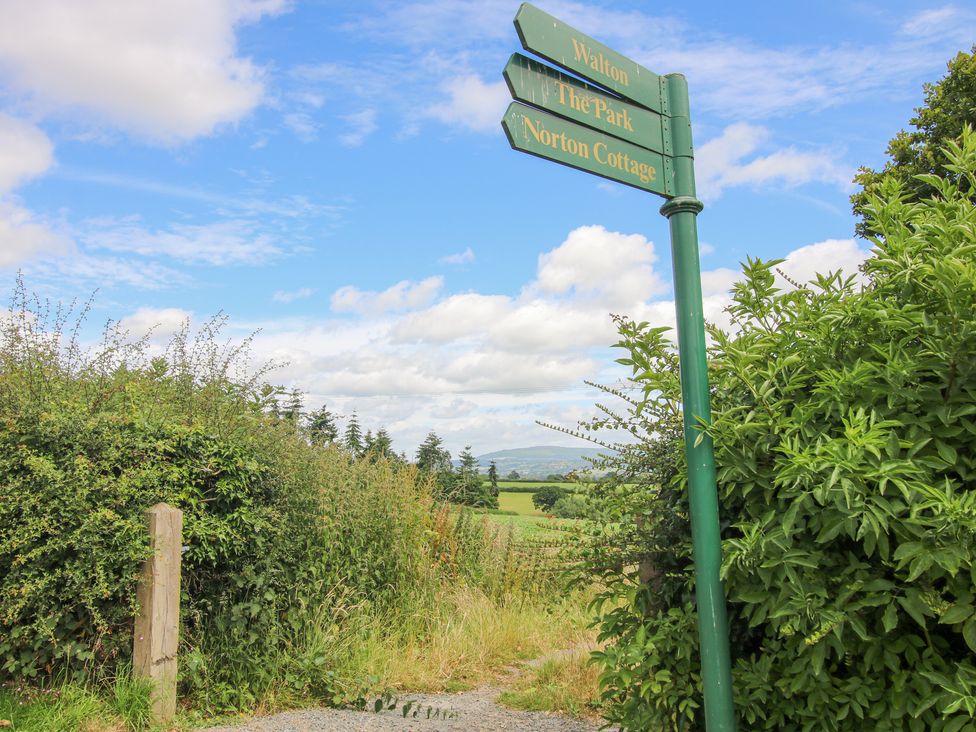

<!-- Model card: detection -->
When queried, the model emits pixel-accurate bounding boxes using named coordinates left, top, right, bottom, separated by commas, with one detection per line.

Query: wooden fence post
left=133, top=503, right=183, bottom=724
left=636, top=514, right=656, bottom=586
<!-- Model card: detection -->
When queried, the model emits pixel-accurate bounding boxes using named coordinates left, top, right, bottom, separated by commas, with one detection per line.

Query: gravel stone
left=202, top=687, right=611, bottom=732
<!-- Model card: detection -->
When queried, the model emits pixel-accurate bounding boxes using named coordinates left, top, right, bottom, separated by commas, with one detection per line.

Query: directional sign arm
left=502, top=102, right=671, bottom=198
left=514, top=3, right=663, bottom=113
left=504, top=53, right=666, bottom=155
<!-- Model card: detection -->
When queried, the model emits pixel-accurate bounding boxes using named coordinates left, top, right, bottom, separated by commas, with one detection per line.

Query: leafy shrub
left=586, top=130, right=976, bottom=730
left=532, top=486, right=566, bottom=512
left=550, top=495, right=588, bottom=519
left=0, top=290, right=430, bottom=709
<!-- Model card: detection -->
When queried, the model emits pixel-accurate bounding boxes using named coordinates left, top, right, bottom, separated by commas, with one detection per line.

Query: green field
left=484, top=512, right=570, bottom=540
left=490, top=480, right=586, bottom=492
left=498, top=491, right=545, bottom=515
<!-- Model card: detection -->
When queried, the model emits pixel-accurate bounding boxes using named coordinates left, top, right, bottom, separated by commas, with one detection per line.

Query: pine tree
left=343, top=413, right=363, bottom=457
left=307, top=405, right=339, bottom=445
left=487, top=460, right=499, bottom=497
left=455, top=446, right=496, bottom=508
left=281, top=388, right=303, bottom=423
left=415, top=431, right=451, bottom=473
left=372, top=428, right=394, bottom=459
left=415, top=431, right=453, bottom=499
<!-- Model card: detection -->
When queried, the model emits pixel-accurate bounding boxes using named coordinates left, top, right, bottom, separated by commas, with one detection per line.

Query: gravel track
left=202, top=687, right=606, bottom=732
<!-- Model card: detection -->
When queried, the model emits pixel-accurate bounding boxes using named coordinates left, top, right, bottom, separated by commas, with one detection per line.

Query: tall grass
left=0, top=670, right=154, bottom=732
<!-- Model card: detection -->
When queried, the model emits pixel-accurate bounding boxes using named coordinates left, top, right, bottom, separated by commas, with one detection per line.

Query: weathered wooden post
left=635, top=514, right=656, bottom=586
left=133, top=503, right=183, bottom=724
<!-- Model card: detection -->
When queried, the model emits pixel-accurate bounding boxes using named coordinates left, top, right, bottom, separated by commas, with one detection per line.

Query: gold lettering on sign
left=571, top=38, right=630, bottom=86
left=593, top=142, right=656, bottom=184
left=523, top=115, right=591, bottom=159
left=553, top=80, right=635, bottom=133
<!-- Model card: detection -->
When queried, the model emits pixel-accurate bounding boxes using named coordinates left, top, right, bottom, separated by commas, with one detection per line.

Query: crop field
left=484, top=512, right=572, bottom=540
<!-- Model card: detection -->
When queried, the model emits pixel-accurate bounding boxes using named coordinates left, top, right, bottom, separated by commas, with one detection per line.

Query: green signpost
left=502, top=102, right=671, bottom=196
left=502, top=5, right=737, bottom=731
left=513, top=3, right=663, bottom=112
left=503, top=53, right=667, bottom=154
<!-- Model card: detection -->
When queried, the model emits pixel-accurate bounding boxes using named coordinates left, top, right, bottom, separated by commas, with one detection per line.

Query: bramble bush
left=584, top=129, right=976, bottom=730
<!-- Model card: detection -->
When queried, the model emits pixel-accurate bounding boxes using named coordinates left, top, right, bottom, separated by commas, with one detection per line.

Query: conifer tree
left=343, top=413, right=363, bottom=457
left=307, top=405, right=339, bottom=445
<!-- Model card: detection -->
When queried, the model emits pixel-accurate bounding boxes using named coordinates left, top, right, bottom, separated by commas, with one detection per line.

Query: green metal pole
left=659, top=73, right=737, bottom=732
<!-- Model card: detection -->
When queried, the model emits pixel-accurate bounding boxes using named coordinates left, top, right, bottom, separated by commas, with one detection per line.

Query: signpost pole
left=658, top=73, right=737, bottom=732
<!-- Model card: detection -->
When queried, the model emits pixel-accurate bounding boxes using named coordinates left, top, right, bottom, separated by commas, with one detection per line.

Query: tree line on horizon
left=272, top=392, right=501, bottom=508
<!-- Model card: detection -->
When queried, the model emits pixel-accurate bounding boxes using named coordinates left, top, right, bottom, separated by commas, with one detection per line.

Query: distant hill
left=473, top=445, right=614, bottom=479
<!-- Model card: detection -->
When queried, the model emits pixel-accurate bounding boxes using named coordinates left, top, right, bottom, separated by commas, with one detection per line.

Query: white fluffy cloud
left=340, top=109, right=378, bottom=147
left=220, top=226, right=872, bottom=455
left=394, top=293, right=512, bottom=343
left=535, top=225, right=666, bottom=305
left=0, top=0, right=283, bottom=142
left=427, top=75, right=510, bottom=133
left=778, top=238, right=870, bottom=285
left=118, top=306, right=191, bottom=341
left=696, top=123, right=853, bottom=200
left=332, top=276, right=444, bottom=316
left=440, top=247, right=475, bottom=265
left=0, top=115, right=54, bottom=193
left=273, top=287, right=316, bottom=303
left=0, top=200, right=71, bottom=267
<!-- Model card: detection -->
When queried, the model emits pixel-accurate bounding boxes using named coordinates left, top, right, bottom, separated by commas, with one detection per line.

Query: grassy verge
left=0, top=673, right=158, bottom=732
left=340, top=585, right=592, bottom=694
left=496, top=649, right=602, bottom=721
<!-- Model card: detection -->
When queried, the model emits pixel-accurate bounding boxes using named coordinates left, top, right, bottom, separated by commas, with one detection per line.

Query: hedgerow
left=585, top=129, right=976, bottom=730
left=0, top=290, right=456, bottom=710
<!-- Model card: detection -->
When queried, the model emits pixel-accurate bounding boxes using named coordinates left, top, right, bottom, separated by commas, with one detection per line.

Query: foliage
left=414, top=431, right=455, bottom=499
left=587, top=128, right=976, bottom=730
left=550, top=494, right=589, bottom=520
left=532, top=485, right=566, bottom=512
left=306, top=405, right=339, bottom=446
left=488, top=460, right=499, bottom=496
left=0, top=281, right=576, bottom=719
left=0, top=289, right=424, bottom=709
left=0, top=671, right=155, bottom=732
left=497, top=651, right=602, bottom=720
left=366, top=428, right=396, bottom=462
left=851, top=46, right=976, bottom=236
left=454, top=446, right=498, bottom=508
left=343, top=412, right=364, bottom=457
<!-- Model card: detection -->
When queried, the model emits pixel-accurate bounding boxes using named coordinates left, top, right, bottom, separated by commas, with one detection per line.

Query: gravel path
left=202, top=687, right=606, bottom=732
left=204, top=687, right=600, bottom=732
left=202, top=646, right=613, bottom=732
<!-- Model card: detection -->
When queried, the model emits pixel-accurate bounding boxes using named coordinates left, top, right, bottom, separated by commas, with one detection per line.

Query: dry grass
left=347, top=584, right=593, bottom=693
left=496, top=643, right=603, bottom=720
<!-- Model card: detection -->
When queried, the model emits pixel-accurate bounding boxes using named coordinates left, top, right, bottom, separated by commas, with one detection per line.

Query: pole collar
left=660, top=195, right=704, bottom=218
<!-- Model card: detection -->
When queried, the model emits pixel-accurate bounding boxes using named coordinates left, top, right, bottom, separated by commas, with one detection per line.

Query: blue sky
left=1, top=0, right=972, bottom=457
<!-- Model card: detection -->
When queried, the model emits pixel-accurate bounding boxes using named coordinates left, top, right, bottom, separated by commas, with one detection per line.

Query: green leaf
left=882, top=603, right=898, bottom=633
left=939, top=603, right=974, bottom=625
left=897, top=592, right=930, bottom=629
left=935, top=441, right=958, bottom=465
left=964, top=618, right=976, bottom=653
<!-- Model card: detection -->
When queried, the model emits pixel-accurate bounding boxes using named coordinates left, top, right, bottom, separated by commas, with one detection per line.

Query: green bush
left=588, top=130, right=976, bottom=730
left=0, top=292, right=430, bottom=709
left=532, top=486, right=566, bottom=512
left=550, top=495, right=588, bottom=519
